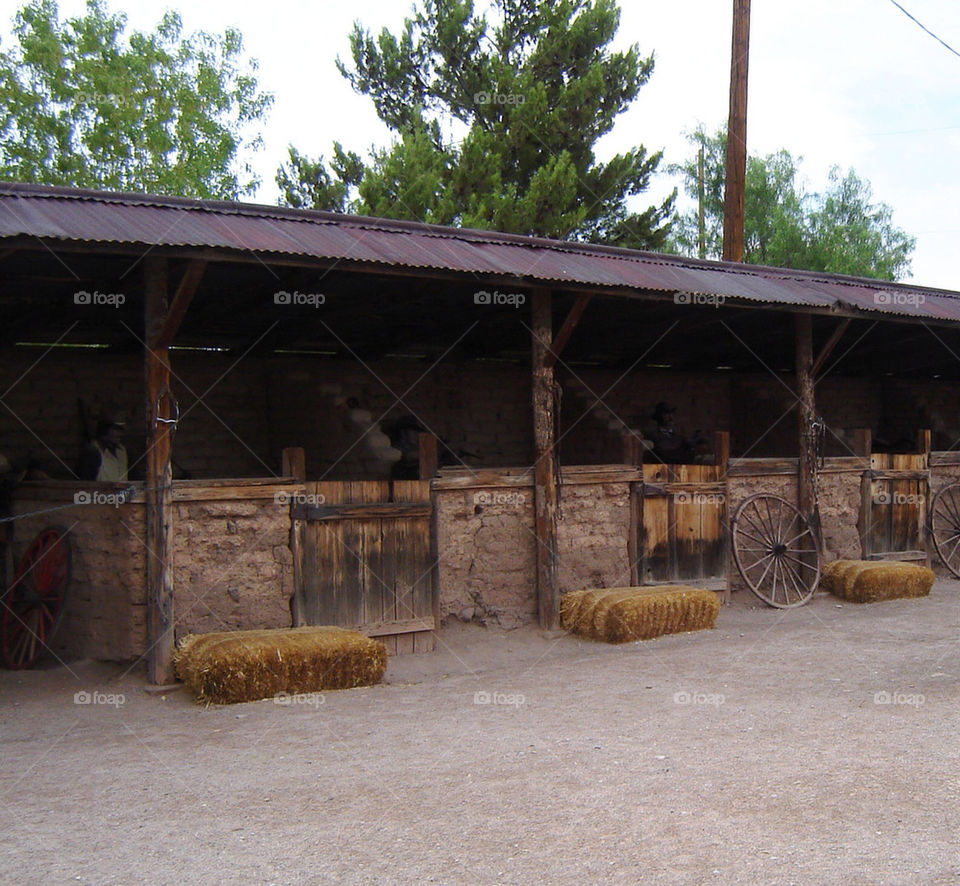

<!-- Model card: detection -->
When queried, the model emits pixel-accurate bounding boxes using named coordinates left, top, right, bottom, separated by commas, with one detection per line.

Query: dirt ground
left=3, top=582, right=960, bottom=885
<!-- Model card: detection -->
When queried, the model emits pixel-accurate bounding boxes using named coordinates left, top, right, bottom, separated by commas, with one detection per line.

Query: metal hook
left=152, top=387, right=179, bottom=435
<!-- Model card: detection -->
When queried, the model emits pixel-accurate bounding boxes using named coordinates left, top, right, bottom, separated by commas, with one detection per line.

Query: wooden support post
left=418, top=433, right=439, bottom=480
left=796, top=313, right=821, bottom=543
left=531, top=288, right=560, bottom=629
left=852, top=428, right=872, bottom=458
left=282, top=447, right=307, bottom=626
left=144, top=257, right=175, bottom=684
left=282, top=446, right=306, bottom=481
left=916, top=428, right=931, bottom=458
left=714, top=431, right=731, bottom=469
left=722, top=0, right=751, bottom=263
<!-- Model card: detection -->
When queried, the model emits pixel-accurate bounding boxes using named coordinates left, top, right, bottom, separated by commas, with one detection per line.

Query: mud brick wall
left=434, top=473, right=634, bottom=624
left=11, top=484, right=147, bottom=661
left=172, top=491, right=297, bottom=639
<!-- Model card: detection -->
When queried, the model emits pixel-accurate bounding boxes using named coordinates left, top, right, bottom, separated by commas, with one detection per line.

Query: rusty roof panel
left=1, top=182, right=959, bottom=323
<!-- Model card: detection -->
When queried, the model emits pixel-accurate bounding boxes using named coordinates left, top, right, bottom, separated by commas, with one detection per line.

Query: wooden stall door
left=639, top=464, right=728, bottom=584
left=859, top=453, right=929, bottom=563
left=295, top=480, right=436, bottom=654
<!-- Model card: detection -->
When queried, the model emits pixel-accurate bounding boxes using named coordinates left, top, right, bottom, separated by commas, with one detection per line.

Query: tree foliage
left=277, top=0, right=673, bottom=248
left=669, top=127, right=915, bottom=280
left=0, top=0, right=273, bottom=198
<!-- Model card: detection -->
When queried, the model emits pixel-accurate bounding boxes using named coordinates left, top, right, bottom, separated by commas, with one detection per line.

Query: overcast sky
left=2, top=0, right=958, bottom=288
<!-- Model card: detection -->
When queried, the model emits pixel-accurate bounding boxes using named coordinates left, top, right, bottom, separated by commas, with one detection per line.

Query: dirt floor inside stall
left=3, top=581, right=960, bottom=885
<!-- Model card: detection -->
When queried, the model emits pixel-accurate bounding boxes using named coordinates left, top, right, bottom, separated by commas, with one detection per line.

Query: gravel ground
left=2, top=583, right=960, bottom=885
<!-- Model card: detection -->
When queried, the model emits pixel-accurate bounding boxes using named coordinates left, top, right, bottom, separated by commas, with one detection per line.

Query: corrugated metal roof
left=1, top=181, right=958, bottom=322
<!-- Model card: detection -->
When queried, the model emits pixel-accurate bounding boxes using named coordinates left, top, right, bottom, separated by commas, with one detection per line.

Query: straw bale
left=174, top=625, right=387, bottom=704
left=822, top=559, right=934, bottom=603
left=560, top=586, right=719, bottom=644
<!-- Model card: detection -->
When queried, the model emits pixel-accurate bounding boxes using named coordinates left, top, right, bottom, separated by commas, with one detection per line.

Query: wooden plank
left=418, top=433, right=439, bottom=480
left=931, top=452, right=960, bottom=466
left=293, top=502, right=432, bottom=521
left=172, top=483, right=305, bottom=502
left=812, top=318, right=851, bottom=378
left=531, top=287, right=560, bottom=629
left=862, top=470, right=930, bottom=482
left=144, top=256, right=175, bottom=685
left=864, top=550, right=928, bottom=562
left=627, top=482, right=641, bottom=585
left=153, top=260, right=206, bottom=350
left=544, top=293, right=592, bottom=369
left=432, top=466, right=643, bottom=490
left=714, top=431, right=730, bottom=469
left=393, top=479, right=431, bottom=504
left=281, top=447, right=306, bottom=482
left=852, top=428, right=872, bottom=458
left=642, top=491, right=671, bottom=582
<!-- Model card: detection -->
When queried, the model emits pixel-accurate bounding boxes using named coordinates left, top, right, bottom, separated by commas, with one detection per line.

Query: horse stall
left=4, top=184, right=960, bottom=681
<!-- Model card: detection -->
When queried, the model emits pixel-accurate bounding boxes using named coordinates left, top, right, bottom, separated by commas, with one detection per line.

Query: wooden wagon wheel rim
left=732, top=493, right=821, bottom=608
left=1, top=527, right=72, bottom=669
left=930, top=481, right=960, bottom=579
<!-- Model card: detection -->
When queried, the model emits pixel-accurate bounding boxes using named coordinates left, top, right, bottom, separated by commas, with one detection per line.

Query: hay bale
left=560, top=586, right=719, bottom=644
left=174, top=626, right=387, bottom=704
left=821, top=559, right=934, bottom=603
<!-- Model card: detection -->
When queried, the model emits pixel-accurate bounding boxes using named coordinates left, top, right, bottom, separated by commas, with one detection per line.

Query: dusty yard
left=2, top=583, right=960, bottom=885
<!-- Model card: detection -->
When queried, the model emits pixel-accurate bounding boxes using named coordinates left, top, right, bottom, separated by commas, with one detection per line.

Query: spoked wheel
left=732, top=494, right=822, bottom=608
left=1, top=527, right=71, bottom=669
left=930, top=482, right=960, bottom=579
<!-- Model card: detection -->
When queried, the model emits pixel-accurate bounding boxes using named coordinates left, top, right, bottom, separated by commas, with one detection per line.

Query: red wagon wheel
left=731, top=494, right=821, bottom=608
left=1, top=527, right=71, bottom=669
left=930, top=481, right=960, bottom=579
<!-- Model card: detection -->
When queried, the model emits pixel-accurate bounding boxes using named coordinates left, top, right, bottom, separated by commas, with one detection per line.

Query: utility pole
left=697, top=144, right=706, bottom=259
left=722, top=0, right=751, bottom=263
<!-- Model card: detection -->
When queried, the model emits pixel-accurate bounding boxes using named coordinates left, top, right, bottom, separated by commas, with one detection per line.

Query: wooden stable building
left=2, top=183, right=960, bottom=682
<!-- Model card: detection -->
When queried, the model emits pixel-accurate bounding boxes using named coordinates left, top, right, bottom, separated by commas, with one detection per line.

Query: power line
left=887, top=0, right=960, bottom=59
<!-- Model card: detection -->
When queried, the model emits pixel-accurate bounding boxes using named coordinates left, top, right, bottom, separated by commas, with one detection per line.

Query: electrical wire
left=887, top=0, right=960, bottom=59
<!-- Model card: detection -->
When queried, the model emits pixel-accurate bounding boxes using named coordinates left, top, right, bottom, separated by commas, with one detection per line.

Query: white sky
left=2, top=0, right=958, bottom=288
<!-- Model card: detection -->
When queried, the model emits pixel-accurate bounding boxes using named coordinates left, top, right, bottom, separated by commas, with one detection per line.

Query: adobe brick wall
left=171, top=493, right=295, bottom=639
left=434, top=472, right=634, bottom=624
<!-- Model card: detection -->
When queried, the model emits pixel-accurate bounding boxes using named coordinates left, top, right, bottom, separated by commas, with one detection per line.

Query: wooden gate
left=858, top=453, right=929, bottom=562
left=638, top=464, right=728, bottom=585
left=292, top=480, right=437, bottom=653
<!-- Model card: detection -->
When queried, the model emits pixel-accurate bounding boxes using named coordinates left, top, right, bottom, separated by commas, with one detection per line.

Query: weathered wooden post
left=531, top=288, right=560, bottom=629
left=282, top=447, right=307, bottom=627
left=795, top=313, right=822, bottom=544
left=418, top=433, right=439, bottom=480
left=144, top=257, right=174, bottom=684
left=143, top=258, right=204, bottom=684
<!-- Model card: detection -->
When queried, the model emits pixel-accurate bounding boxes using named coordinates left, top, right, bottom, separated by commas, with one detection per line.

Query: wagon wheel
left=732, top=494, right=821, bottom=608
left=1, top=527, right=71, bottom=669
left=930, top=481, right=960, bottom=579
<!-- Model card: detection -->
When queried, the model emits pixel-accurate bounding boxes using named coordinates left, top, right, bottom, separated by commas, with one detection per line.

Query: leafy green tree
left=669, top=127, right=915, bottom=280
left=0, top=0, right=273, bottom=198
left=277, top=0, right=674, bottom=248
